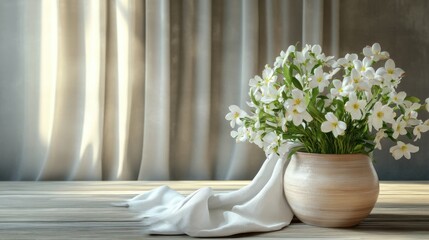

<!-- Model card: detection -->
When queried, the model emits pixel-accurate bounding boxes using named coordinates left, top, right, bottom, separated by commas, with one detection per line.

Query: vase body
left=284, top=152, right=379, bottom=227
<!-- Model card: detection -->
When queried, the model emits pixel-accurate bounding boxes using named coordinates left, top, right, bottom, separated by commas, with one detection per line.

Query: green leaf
left=310, top=63, right=322, bottom=74
left=283, top=65, right=292, bottom=85
left=291, top=77, right=303, bottom=90
left=317, top=95, right=329, bottom=100
left=283, top=65, right=290, bottom=79
left=287, top=146, right=304, bottom=160
left=406, top=131, right=413, bottom=139
left=311, top=88, right=319, bottom=97
left=290, top=64, right=301, bottom=76
left=353, top=144, right=363, bottom=152
left=316, top=98, right=325, bottom=110
left=405, top=96, right=420, bottom=103
left=250, top=91, right=259, bottom=106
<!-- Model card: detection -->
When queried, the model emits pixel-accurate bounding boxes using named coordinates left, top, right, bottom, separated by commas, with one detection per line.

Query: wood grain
left=0, top=181, right=428, bottom=239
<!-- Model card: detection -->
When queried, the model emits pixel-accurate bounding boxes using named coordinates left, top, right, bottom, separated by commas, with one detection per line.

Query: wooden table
left=1, top=181, right=428, bottom=239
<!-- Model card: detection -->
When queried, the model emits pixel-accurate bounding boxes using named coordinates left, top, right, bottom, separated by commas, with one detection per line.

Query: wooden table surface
left=0, top=181, right=428, bottom=239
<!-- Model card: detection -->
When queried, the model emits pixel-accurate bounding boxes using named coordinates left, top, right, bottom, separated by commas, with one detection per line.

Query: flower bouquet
left=226, top=43, right=429, bottom=160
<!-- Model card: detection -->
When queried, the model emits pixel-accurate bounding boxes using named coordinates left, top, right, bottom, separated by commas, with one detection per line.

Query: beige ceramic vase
left=283, top=152, right=379, bottom=227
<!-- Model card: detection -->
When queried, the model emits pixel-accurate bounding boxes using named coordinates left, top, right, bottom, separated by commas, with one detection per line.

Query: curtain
left=0, top=0, right=339, bottom=180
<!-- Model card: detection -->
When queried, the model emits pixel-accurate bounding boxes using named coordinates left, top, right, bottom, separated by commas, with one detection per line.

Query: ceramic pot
left=283, top=152, right=379, bottom=227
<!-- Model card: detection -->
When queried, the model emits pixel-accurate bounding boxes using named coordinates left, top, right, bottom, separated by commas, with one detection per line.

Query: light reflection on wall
left=72, top=0, right=103, bottom=177
left=116, top=0, right=131, bottom=179
left=37, top=0, right=58, bottom=180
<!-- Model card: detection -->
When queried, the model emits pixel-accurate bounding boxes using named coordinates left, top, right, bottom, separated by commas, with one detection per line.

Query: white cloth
left=115, top=154, right=293, bottom=237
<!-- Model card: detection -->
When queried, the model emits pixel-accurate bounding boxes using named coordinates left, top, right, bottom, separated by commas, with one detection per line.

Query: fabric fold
left=115, top=154, right=293, bottom=237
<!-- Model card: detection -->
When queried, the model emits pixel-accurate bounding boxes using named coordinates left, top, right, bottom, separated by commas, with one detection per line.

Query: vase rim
left=295, top=152, right=370, bottom=158
left=296, top=152, right=371, bottom=161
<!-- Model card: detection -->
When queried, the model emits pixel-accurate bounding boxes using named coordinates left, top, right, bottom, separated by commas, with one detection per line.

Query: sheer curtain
left=0, top=0, right=339, bottom=180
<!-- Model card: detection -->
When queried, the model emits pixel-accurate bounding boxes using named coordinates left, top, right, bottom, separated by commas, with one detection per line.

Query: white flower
left=285, top=89, right=307, bottom=112
left=374, top=129, right=387, bottom=150
left=294, top=45, right=311, bottom=65
left=262, top=132, right=280, bottom=155
left=263, top=102, right=276, bottom=116
left=376, top=59, right=404, bottom=83
left=311, top=45, right=334, bottom=64
left=403, top=102, right=421, bottom=126
left=390, top=91, right=406, bottom=105
left=330, top=79, right=353, bottom=98
left=260, top=85, right=279, bottom=104
left=321, top=112, right=347, bottom=137
left=249, top=76, right=261, bottom=93
left=330, top=80, right=343, bottom=97
left=363, top=43, right=389, bottom=61
left=225, top=105, right=246, bottom=128
left=311, top=45, right=322, bottom=56
left=353, top=57, right=373, bottom=73
left=426, top=98, right=429, bottom=112
left=275, top=45, right=295, bottom=68
left=362, top=67, right=378, bottom=86
left=261, top=66, right=277, bottom=86
left=285, top=106, right=313, bottom=126
left=231, top=126, right=248, bottom=142
left=392, top=117, right=407, bottom=139
left=413, top=124, right=429, bottom=141
left=347, top=68, right=371, bottom=92
left=345, top=92, right=367, bottom=120
left=335, top=53, right=358, bottom=68
left=389, top=141, right=419, bottom=160
left=253, top=91, right=262, bottom=101
left=309, top=66, right=330, bottom=92
left=251, top=130, right=264, bottom=148
left=368, top=102, right=395, bottom=131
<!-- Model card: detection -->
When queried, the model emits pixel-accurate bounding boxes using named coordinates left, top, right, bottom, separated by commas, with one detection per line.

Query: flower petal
left=312, top=45, right=322, bottom=55
left=407, top=144, right=419, bottom=153
left=338, top=121, right=347, bottom=130
left=372, top=118, right=382, bottom=131
left=325, top=112, right=337, bottom=123
left=321, top=121, right=333, bottom=133
left=229, top=105, right=240, bottom=112
left=403, top=151, right=411, bottom=159
left=372, top=43, right=381, bottom=53
left=363, top=46, right=372, bottom=57
left=385, top=59, right=395, bottom=70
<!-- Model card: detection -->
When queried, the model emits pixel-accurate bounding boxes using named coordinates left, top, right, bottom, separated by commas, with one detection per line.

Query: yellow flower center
left=387, top=69, right=394, bottom=74
left=353, top=103, right=360, bottom=110
left=294, top=98, right=302, bottom=105
left=401, top=145, right=408, bottom=152
left=233, top=112, right=240, bottom=119
left=377, top=111, right=384, bottom=118
left=317, top=77, right=322, bottom=83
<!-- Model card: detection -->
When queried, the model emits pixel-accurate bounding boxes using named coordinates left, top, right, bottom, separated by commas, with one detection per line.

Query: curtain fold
left=0, top=0, right=339, bottom=180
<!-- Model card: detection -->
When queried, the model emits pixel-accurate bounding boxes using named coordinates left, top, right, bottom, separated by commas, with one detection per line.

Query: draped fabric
left=0, top=0, right=343, bottom=180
